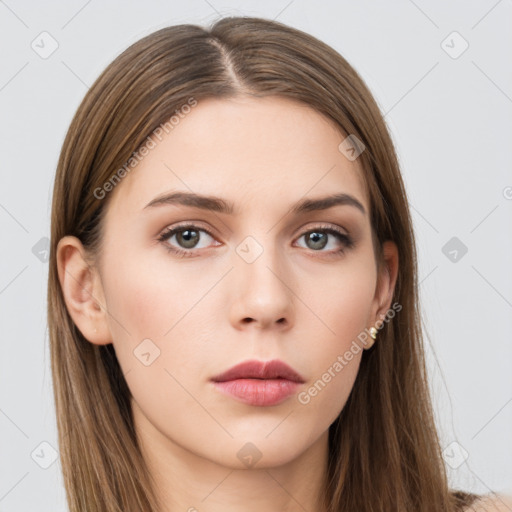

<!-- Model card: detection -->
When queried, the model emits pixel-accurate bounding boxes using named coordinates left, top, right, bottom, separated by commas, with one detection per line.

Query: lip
left=211, top=359, right=305, bottom=407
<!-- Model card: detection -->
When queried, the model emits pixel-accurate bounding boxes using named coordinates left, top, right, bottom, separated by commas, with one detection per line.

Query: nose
left=228, top=242, right=295, bottom=331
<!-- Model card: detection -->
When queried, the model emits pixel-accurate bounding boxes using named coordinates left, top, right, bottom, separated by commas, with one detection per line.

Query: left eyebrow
left=143, top=191, right=366, bottom=216
left=291, top=193, right=366, bottom=216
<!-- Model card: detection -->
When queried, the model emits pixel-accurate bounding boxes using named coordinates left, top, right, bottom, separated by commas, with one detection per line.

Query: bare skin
left=465, top=495, right=512, bottom=512
left=57, top=95, right=400, bottom=512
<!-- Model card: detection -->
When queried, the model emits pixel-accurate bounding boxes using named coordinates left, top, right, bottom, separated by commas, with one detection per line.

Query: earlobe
left=56, top=236, right=112, bottom=345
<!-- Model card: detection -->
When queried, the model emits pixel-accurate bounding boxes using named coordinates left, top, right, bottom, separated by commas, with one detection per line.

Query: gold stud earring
left=365, top=326, right=378, bottom=349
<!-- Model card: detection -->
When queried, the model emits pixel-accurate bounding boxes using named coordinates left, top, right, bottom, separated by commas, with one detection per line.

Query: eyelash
left=157, top=222, right=355, bottom=259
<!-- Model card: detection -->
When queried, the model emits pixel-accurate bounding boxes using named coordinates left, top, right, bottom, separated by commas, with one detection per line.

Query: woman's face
left=70, top=95, right=397, bottom=470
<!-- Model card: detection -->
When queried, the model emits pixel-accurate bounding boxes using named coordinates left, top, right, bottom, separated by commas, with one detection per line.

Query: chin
left=203, top=432, right=319, bottom=470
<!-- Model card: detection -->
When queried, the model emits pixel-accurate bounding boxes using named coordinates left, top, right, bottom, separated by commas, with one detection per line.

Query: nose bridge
left=236, top=231, right=285, bottom=289
left=244, top=237, right=281, bottom=282
left=230, top=231, right=294, bottom=327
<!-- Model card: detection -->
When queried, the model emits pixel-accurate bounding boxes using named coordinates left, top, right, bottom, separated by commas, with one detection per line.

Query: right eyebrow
left=143, top=191, right=235, bottom=214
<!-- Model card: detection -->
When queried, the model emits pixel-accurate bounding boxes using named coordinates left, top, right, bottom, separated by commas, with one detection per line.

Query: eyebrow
left=143, top=191, right=366, bottom=216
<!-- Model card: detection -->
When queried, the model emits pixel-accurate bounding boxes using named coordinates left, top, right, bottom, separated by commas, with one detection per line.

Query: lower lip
left=212, top=379, right=302, bottom=406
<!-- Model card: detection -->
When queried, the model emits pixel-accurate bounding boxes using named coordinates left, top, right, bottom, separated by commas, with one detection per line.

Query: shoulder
left=463, top=493, right=512, bottom=512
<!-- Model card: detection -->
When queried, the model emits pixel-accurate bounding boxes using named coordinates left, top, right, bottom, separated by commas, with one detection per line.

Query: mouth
left=210, top=359, right=305, bottom=407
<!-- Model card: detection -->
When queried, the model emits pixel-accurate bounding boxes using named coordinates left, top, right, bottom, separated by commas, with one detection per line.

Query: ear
left=56, top=235, right=112, bottom=345
left=370, top=240, right=399, bottom=330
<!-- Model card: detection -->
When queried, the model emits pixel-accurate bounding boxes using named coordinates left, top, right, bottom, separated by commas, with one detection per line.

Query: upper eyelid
left=159, top=222, right=350, bottom=246
left=160, top=222, right=216, bottom=239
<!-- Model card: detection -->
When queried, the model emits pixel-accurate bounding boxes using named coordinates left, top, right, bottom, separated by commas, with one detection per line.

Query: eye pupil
left=306, top=231, right=328, bottom=250
left=177, top=229, right=199, bottom=248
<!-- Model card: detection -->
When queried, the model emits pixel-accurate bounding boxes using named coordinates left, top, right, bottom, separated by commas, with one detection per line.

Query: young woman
left=48, top=16, right=509, bottom=512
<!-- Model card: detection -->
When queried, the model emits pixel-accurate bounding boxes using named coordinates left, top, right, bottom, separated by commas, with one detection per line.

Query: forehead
left=106, top=95, right=369, bottom=217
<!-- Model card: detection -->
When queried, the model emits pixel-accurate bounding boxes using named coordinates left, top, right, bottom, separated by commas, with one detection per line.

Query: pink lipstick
left=211, top=359, right=305, bottom=407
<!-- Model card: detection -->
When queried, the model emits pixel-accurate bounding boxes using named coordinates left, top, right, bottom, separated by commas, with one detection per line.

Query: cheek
left=297, top=347, right=361, bottom=429
left=101, top=251, right=223, bottom=388
left=295, top=259, right=375, bottom=417
left=102, top=261, right=218, bottom=441
left=305, top=257, right=376, bottom=344
left=103, top=247, right=217, bottom=341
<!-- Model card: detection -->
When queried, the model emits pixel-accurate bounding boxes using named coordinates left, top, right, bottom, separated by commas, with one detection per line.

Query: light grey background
left=1, top=1, right=511, bottom=510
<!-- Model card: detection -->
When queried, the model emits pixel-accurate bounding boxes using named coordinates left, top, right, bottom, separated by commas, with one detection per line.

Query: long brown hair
left=48, top=16, right=482, bottom=511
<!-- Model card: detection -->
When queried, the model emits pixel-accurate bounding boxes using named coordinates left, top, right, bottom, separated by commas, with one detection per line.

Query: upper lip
left=211, top=359, right=305, bottom=383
